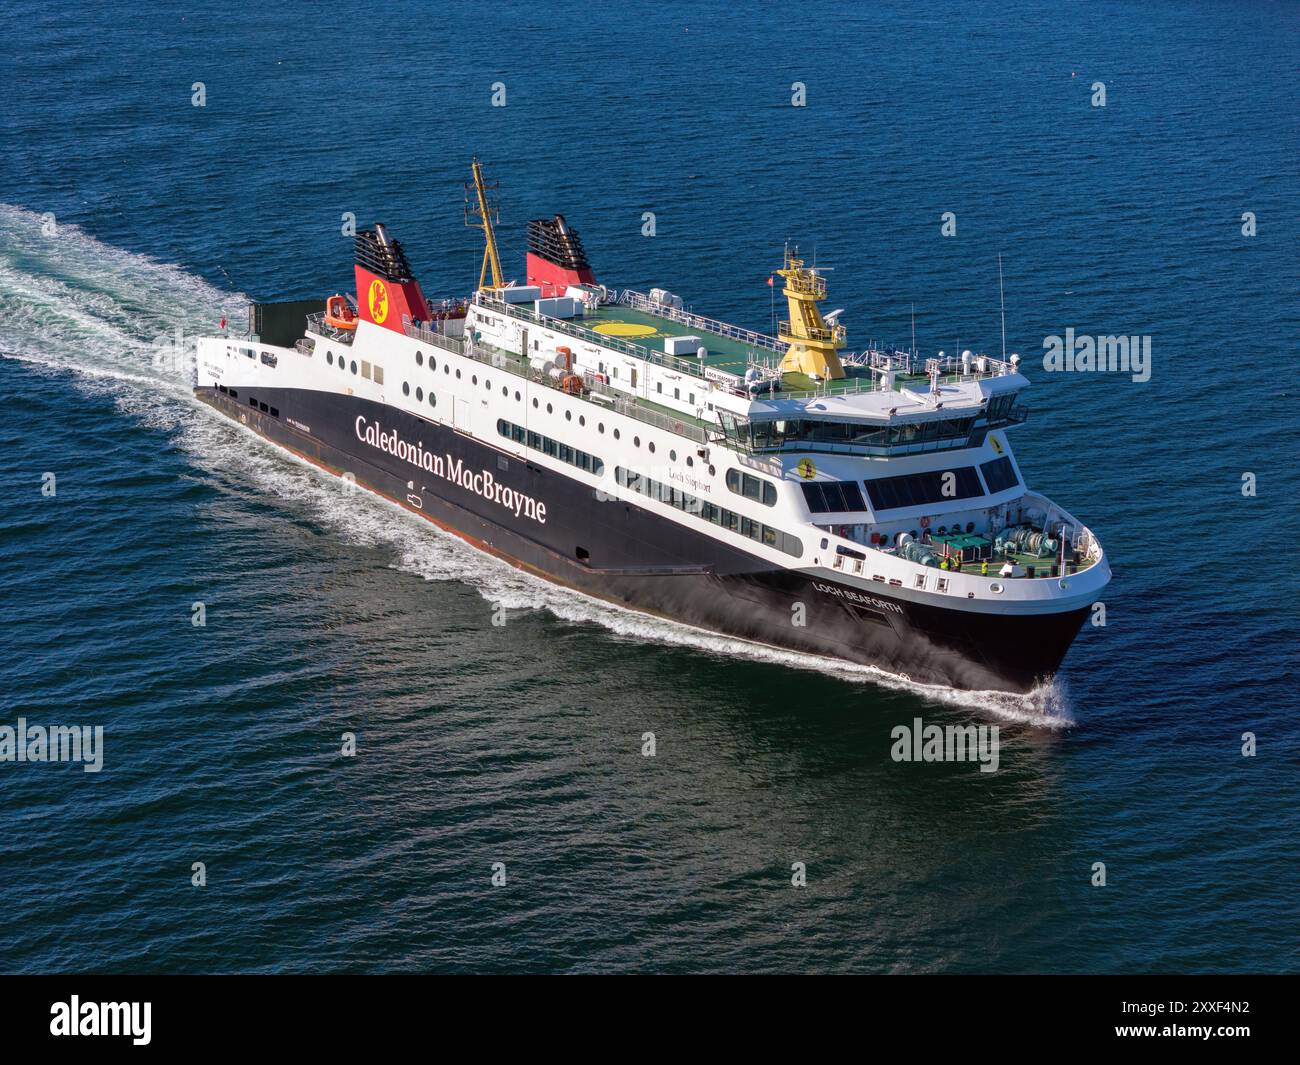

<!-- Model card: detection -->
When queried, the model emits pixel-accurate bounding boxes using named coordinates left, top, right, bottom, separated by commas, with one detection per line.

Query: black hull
left=197, top=385, right=1089, bottom=692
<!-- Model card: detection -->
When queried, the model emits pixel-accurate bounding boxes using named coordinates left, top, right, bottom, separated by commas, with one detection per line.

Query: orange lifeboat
left=324, top=294, right=357, bottom=331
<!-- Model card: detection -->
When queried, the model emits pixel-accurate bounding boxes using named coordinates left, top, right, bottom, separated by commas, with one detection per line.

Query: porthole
left=614, top=428, right=621, bottom=440
left=455, top=369, right=461, bottom=379
left=579, top=415, right=585, bottom=427
left=430, top=357, right=437, bottom=372
left=326, top=351, right=334, bottom=366
left=472, top=375, right=478, bottom=385
left=565, top=410, right=572, bottom=421
left=990, top=582, right=1005, bottom=594
left=546, top=403, right=553, bottom=414
left=669, top=449, right=677, bottom=461
left=416, top=387, right=423, bottom=401
left=598, top=423, right=605, bottom=434
left=445, top=364, right=450, bottom=375
left=648, top=442, right=656, bottom=454
left=633, top=436, right=640, bottom=447
left=708, top=465, right=716, bottom=475
left=416, top=351, right=423, bottom=366
left=485, top=379, right=491, bottom=390
left=428, top=392, right=436, bottom=407
left=532, top=398, right=539, bottom=409
left=502, top=386, right=508, bottom=396
left=402, top=381, right=410, bottom=396
left=350, top=360, right=358, bottom=374
left=514, top=390, right=521, bottom=401
left=686, top=456, right=694, bottom=467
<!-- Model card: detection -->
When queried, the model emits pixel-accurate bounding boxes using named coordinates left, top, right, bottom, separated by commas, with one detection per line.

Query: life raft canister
left=324, top=294, right=358, bottom=331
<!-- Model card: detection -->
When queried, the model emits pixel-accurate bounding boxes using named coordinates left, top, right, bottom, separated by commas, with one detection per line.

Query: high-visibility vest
left=981, top=561, right=989, bottom=575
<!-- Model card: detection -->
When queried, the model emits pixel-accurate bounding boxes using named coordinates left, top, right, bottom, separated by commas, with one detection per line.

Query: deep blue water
left=1, top=0, right=1297, bottom=973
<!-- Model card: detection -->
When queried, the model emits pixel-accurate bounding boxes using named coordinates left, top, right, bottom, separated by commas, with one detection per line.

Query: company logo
left=368, top=279, right=389, bottom=323
left=354, top=416, right=547, bottom=524
left=1, top=718, right=103, bottom=772
left=890, top=716, right=1000, bottom=773
left=50, top=997, right=151, bottom=1045
left=796, top=457, right=817, bottom=480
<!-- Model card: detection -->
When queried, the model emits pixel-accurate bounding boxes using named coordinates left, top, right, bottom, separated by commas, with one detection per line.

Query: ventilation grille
left=526, top=214, right=590, bottom=271
left=354, top=228, right=414, bottom=282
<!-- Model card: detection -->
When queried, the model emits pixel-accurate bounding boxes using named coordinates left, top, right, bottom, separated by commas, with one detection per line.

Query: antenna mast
left=998, top=253, right=1007, bottom=362
left=466, top=157, right=504, bottom=291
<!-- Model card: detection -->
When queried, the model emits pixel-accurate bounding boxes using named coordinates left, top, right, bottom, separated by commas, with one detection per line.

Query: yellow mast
left=776, top=248, right=846, bottom=380
left=467, top=156, right=504, bottom=292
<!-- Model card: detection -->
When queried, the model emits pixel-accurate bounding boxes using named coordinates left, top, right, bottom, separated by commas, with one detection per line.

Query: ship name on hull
left=811, top=580, right=905, bottom=615
left=355, top=416, right=547, bottom=524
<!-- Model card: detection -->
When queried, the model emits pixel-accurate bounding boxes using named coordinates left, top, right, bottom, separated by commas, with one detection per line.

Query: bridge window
left=864, top=467, right=984, bottom=511
left=980, top=456, right=1019, bottom=494
left=801, top=480, right=866, bottom=513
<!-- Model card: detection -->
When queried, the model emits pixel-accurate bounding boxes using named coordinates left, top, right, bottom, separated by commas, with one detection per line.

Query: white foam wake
left=0, top=204, right=1072, bottom=728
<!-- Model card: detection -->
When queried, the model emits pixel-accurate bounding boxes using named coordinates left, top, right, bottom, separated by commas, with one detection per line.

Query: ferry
left=194, top=159, right=1110, bottom=692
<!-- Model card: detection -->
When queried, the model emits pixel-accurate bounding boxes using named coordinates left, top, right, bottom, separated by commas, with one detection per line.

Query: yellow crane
left=466, top=156, right=505, bottom=292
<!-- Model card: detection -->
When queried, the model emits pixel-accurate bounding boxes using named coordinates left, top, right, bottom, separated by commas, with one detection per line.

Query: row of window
left=247, top=395, right=279, bottom=418
left=801, top=479, right=867, bottom=514
left=401, top=381, right=437, bottom=408
left=496, top=420, right=605, bottom=476
left=325, top=350, right=385, bottom=385
left=797, top=460, right=1021, bottom=516
left=615, top=467, right=803, bottom=558
left=728, top=414, right=980, bottom=452
left=725, top=468, right=779, bottom=506
left=864, top=466, right=986, bottom=511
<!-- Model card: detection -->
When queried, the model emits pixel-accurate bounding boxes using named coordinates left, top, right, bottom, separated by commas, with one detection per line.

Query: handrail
left=406, top=320, right=711, bottom=444
left=617, top=289, right=787, bottom=354
left=402, top=316, right=466, bottom=355
left=475, top=293, right=709, bottom=379
left=305, top=312, right=356, bottom=344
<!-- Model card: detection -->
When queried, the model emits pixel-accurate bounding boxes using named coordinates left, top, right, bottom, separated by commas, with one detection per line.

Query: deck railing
left=475, top=293, right=709, bottom=379
left=305, top=313, right=355, bottom=345
left=401, top=316, right=467, bottom=355
left=617, top=289, right=787, bottom=354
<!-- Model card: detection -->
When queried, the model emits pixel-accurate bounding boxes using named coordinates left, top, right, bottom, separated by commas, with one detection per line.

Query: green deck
left=583, top=302, right=902, bottom=396
left=585, top=303, right=758, bottom=375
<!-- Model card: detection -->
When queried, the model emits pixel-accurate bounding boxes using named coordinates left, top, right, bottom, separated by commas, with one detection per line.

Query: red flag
left=219, top=317, right=226, bottom=329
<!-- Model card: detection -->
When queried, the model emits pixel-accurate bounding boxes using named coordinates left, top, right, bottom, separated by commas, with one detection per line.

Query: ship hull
left=196, top=385, right=1089, bottom=692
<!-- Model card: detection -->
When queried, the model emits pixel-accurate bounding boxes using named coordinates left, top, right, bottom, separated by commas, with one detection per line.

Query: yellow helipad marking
left=593, top=320, right=658, bottom=338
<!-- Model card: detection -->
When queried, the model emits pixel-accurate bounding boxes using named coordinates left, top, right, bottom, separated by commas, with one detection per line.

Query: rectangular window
left=801, top=482, right=827, bottom=512
left=980, top=456, right=1019, bottom=494
left=374, top=365, right=384, bottom=385
left=800, top=480, right=866, bottom=513
left=864, top=467, right=985, bottom=511
left=361, top=360, right=372, bottom=380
